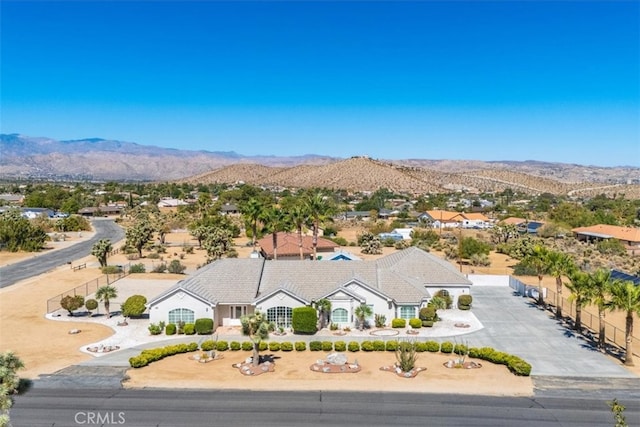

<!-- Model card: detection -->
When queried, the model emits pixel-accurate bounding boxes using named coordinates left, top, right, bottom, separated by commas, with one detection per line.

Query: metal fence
left=46, top=266, right=129, bottom=313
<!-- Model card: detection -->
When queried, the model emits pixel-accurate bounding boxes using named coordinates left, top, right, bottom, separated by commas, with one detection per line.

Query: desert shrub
left=229, top=341, right=241, bottom=351
left=434, top=290, right=453, bottom=309
left=334, top=341, right=347, bottom=352
left=329, top=322, right=339, bottom=331
left=85, top=298, right=98, bottom=315
left=167, top=259, right=187, bottom=274
left=419, top=306, right=437, bottom=321
left=241, top=341, right=253, bottom=351
left=425, top=341, right=440, bottom=352
left=216, top=341, right=229, bottom=351
left=458, top=294, right=473, bottom=310
left=361, top=341, right=374, bottom=352
left=200, top=340, right=215, bottom=351
left=322, top=341, right=333, bottom=352
left=415, top=341, right=427, bottom=352
left=183, top=323, right=195, bottom=335
left=195, top=318, right=214, bottom=335
left=148, top=323, right=162, bottom=335
left=373, top=340, right=386, bottom=351
left=391, top=318, right=406, bottom=328
left=309, top=341, right=322, bottom=351
left=295, top=341, right=307, bottom=352
left=512, top=262, right=539, bottom=276
left=330, top=236, right=349, bottom=246
left=182, top=245, right=194, bottom=254
left=292, top=306, right=318, bottom=334
left=280, top=342, right=294, bottom=352
left=470, top=253, right=491, bottom=267
left=151, top=262, right=167, bottom=273
left=374, top=314, right=386, bottom=328
left=268, top=342, right=281, bottom=351
left=129, top=263, right=146, bottom=273
left=258, top=341, right=268, bottom=351
left=165, top=323, right=176, bottom=335
left=440, top=341, right=454, bottom=353
left=454, top=343, right=469, bottom=355
left=147, top=252, right=161, bottom=259
left=101, top=265, right=122, bottom=274
left=408, top=318, right=422, bottom=329
left=385, top=340, right=398, bottom=351
left=60, top=295, right=85, bottom=316
left=348, top=341, right=360, bottom=352
left=121, top=294, right=147, bottom=318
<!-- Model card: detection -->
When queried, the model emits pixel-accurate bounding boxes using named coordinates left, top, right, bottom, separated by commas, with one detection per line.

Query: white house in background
left=392, top=228, right=414, bottom=240
left=157, top=198, right=189, bottom=208
left=147, top=247, right=472, bottom=329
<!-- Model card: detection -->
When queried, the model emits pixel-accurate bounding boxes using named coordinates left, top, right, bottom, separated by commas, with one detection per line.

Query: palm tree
left=95, top=285, right=118, bottom=319
left=240, top=198, right=265, bottom=250
left=565, top=270, right=591, bottom=332
left=304, top=191, right=334, bottom=261
left=289, top=202, right=310, bottom=260
left=354, top=303, right=373, bottom=331
left=588, top=268, right=614, bottom=349
left=544, top=250, right=575, bottom=319
left=314, top=298, right=332, bottom=329
left=261, top=205, right=291, bottom=260
left=522, top=245, right=550, bottom=307
left=605, top=280, right=640, bottom=366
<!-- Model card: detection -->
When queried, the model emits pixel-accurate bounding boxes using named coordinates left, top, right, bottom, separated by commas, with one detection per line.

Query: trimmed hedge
left=269, top=342, right=281, bottom=351
left=334, top=341, right=347, bottom=352
left=281, top=342, right=294, bottom=352
left=373, top=340, right=386, bottom=351
left=295, top=341, right=307, bottom=351
left=440, top=341, right=454, bottom=353
left=391, top=318, right=406, bottom=328
left=385, top=341, right=398, bottom=351
left=322, top=341, right=333, bottom=352
left=348, top=341, right=360, bottom=352
left=458, top=295, right=473, bottom=310
left=468, top=347, right=532, bottom=376
left=184, top=323, right=195, bottom=335
left=165, top=323, right=176, bottom=335
left=408, top=318, right=422, bottom=329
left=129, top=342, right=198, bottom=368
left=241, top=341, right=253, bottom=351
left=292, top=306, right=318, bottom=335
left=200, top=340, right=215, bottom=351
left=361, top=341, right=374, bottom=352
left=195, top=318, right=214, bottom=335
left=258, top=341, right=268, bottom=351
left=216, top=340, right=229, bottom=351
left=309, top=341, right=322, bottom=351
left=425, top=340, right=440, bottom=352
left=230, top=341, right=241, bottom=351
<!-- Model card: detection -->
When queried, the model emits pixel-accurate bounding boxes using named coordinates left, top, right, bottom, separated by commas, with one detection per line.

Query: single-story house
left=572, top=224, right=640, bottom=248
left=220, top=203, right=240, bottom=215
left=257, top=232, right=339, bottom=260
left=324, top=251, right=361, bottom=261
left=78, top=205, right=124, bottom=216
left=157, top=198, right=189, bottom=208
left=501, top=217, right=544, bottom=234
left=460, top=213, right=491, bottom=229
left=147, top=247, right=473, bottom=329
left=610, top=269, right=640, bottom=286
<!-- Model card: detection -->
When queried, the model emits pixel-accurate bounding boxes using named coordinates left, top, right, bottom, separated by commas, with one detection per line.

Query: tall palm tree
left=240, top=198, right=265, bottom=250
left=289, top=202, right=310, bottom=260
left=565, top=270, right=592, bottom=332
left=523, top=245, right=550, bottom=307
left=588, top=268, right=614, bottom=349
left=354, top=303, right=373, bottom=331
left=261, top=205, right=291, bottom=260
left=314, top=298, right=332, bottom=329
left=605, top=280, right=640, bottom=366
left=95, top=285, right=118, bottom=319
left=544, top=250, right=575, bottom=319
left=304, top=191, right=334, bottom=261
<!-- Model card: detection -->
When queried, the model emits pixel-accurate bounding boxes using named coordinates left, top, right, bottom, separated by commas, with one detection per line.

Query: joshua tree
left=544, top=250, right=575, bottom=319
left=605, top=280, right=640, bottom=366
left=90, top=239, right=112, bottom=267
left=95, top=285, right=118, bottom=319
left=125, top=220, right=155, bottom=258
left=240, top=310, right=271, bottom=367
left=0, top=351, right=24, bottom=427
left=354, top=303, right=373, bottom=331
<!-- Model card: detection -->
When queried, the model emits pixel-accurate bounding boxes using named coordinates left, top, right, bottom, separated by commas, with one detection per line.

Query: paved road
left=0, top=218, right=124, bottom=288
left=11, top=388, right=640, bottom=427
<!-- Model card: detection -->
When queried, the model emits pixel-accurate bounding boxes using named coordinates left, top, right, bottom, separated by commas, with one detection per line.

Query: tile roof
left=257, top=232, right=339, bottom=258
left=572, top=224, right=640, bottom=243
left=423, top=210, right=463, bottom=222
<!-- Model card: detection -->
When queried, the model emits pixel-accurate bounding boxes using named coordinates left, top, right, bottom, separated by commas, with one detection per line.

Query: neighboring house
left=460, top=213, right=491, bottom=229
left=392, top=228, right=414, bottom=240
left=157, top=198, right=188, bottom=208
left=20, top=207, right=55, bottom=219
left=257, top=232, right=339, bottom=260
left=78, top=205, right=124, bottom=216
left=147, top=247, right=473, bottom=328
left=418, top=210, right=463, bottom=229
left=610, top=269, right=640, bottom=286
left=324, top=251, right=362, bottom=261
left=501, top=217, right=544, bottom=234
left=220, top=203, right=240, bottom=215
left=0, top=194, right=24, bottom=205
left=572, top=224, right=640, bottom=249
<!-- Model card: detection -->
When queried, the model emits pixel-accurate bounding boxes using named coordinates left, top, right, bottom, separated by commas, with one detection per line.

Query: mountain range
left=2, top=134, right=639, bottom=198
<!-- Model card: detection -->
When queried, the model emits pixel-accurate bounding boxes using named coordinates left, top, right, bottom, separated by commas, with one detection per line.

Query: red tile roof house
left=572, top=224, right=640, bottom=254
left=146, top=247, right=473, bottom=329
left=257, top=232, right=339, bottom=260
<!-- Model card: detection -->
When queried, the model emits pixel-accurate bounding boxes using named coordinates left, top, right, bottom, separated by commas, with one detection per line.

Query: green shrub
left=454, top=343, right=468, bottom=355
left=440, top=341, right=454, bottom=353
left=195, top=318, right=214, bottom=335
left=415, top=342, right=427, bottom=352
left=408, top=318, right=422, bottom=329
left=385, top=341, right=398, bottom=351
left=129, top=355, right=148, bottom=368
left=419, top=306, right=437, bottom=321
left=165, top=323, right=176, bottom=335
left=167, top=259, right=186, bottom=274
left=374, top=314, right=386, bottom=328
left=230, top=341, right=241, bottom=351
left=334, top=341, right=347, bottom=352
left=85, top=298, right=98, bottom=314
left=129, top=263, right=146, bottom=273
left=216, top=340, right=229, bottom=351
left=241, top=341, right=253, bottom=351
left=147, top=252, right=161, bottom=259
left=128, top=342, right=199, bottom=368
left=187, top=342, right=198, bottom=352
left=122, top=295, right=147, bottom=318
left=151, top=262, right=167, bottom=273
left=458, top=294, right=472, bottom=307
left=201, top=340, right=215, bottom=351
left=322, top=341, right=333, bottom=352
left=422, top=320, right=434, bottom=327
left=295, top=341, right=307, bottom=351
left=147, top=323, right=162, bottom=335
left=361, top=341, right=374, bottom=352
left=183, top=323, right=195, bottom=335
left=467, top=347, right=532, bottom=376
left=258, top=341, right=268, bottom=351
left=268, top=342, right=281, bottom=351
left=425, top=341, right=440, bottom=352
left=348, top=341, right=360, bottom=352
left=101, top=265, right=122, bottom=274
left=61, top=295, right=85, bottom=316
left=373, top=340, right=386, bottom=351
left=280, top=342, right=294, bottom=352
left=309, top=341, right=322, bottom=351
left=292, top=306, right=318, bottom=334
left=391, top=318, right=406, bottom=328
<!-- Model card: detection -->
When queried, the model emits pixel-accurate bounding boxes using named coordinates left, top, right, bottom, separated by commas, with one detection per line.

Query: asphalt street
left=0, top=218, right=124, bottom=288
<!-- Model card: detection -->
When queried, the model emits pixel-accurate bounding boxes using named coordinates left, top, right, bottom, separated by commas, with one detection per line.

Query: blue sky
left=2, top=1, right=639, bottom=167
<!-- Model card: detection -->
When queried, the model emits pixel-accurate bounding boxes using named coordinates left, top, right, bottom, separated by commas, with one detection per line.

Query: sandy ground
left=123, top=349, right=534, bottom=396
left=1, top=224, right=638, bottom=385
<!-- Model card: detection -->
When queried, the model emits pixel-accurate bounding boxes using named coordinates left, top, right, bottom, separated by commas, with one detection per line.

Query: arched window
left=267, top=306, right=293, bottom=328
left=399, top=306, right=415, bottom=319
left=332, top=308, right=348, bottom=323
left=168, top=308, right=194, bottom=324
